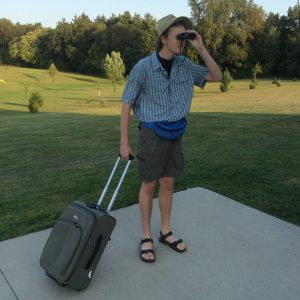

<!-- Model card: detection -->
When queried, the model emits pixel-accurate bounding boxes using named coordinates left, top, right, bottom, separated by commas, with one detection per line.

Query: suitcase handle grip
left=119, top=153, right=135, bottom=161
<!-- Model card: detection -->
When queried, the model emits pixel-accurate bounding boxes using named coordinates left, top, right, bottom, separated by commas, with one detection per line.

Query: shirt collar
left=150, top=51, right=184, bottom=71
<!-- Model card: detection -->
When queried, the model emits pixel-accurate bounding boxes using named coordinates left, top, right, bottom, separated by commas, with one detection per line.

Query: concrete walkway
left=1, top=187, right=300, bottom=300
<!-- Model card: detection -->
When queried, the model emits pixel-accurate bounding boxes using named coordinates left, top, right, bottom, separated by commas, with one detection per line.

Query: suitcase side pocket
left=84, top=234, right=103, bottom=270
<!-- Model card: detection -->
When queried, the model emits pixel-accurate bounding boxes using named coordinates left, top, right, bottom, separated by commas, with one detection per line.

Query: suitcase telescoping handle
left=97, top=154, right=134, bottom=212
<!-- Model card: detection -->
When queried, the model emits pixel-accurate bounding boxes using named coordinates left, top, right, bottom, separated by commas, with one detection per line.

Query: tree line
left=0, top=0, right=299, bottom=79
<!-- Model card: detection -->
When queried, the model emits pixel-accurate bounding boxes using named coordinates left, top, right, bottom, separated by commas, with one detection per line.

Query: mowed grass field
left=0, top=65, right=300, bottom=241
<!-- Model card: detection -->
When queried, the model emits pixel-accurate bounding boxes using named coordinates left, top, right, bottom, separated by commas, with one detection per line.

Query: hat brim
left=158, top=16, right=193, bottom=38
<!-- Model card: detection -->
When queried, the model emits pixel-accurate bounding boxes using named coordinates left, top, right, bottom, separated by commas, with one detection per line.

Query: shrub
left=28, top=92, right=44, bottom=113
left=251, top=63, right=263, bottom=82
left=272, top=77, right=281, bottom=87
left=250, top=63, right=262, bottom=89
left=220, top=68, right=232, bottom=92
left=249, top=80, right=257, bottom=89
left=49, top=63, right=58, bottom=84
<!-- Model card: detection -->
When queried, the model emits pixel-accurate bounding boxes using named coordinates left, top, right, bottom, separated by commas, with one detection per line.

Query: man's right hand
left=120, top=143, right=133, bottom=161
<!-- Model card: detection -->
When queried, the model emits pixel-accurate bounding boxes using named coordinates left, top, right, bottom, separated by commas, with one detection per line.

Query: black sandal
left=140, top=238, right=155, bottom=263
left=159, top=231, right=187, bottom=253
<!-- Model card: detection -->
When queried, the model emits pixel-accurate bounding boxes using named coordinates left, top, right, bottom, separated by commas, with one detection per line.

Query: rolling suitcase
left=40, top=155, right=133, bottom=290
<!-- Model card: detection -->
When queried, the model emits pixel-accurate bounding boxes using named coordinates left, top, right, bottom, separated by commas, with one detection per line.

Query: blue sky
left=1, top=0, right=298, bottom=27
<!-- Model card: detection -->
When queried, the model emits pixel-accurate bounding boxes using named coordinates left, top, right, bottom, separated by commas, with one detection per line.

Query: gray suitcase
left=40, top=155, right=133, bottom=290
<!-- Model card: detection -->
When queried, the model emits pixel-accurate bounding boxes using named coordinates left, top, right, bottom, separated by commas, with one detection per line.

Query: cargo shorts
left=137, top=124, right=184, bottom=182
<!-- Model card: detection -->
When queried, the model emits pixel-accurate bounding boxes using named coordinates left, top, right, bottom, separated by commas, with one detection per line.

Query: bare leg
left=139, top=180, right=156, bottom=260
left=159, top=177, right=186, bottom=251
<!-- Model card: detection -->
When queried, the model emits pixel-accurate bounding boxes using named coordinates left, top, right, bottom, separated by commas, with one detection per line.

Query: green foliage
left=28, top=91, right=44, bottom=113
left=272, top=77, right=281, bottom=86
left=9, top=28, right=44, bottom=64
left=48, top=63, right=57, bottom=84
left=1, top=4, right=300, bottom=78
left=2, top=81, right=300, bottom=239
left=188, top=0, right=264, bottom=70
left=220, top=68, right=233, bottom=92
left=252, top=63, right=263, bottom=81
left=249, top=80, right=256, bottom=89
left=249, top=63, right=263, bottom=89
left=104, top=51, right=125, bottom=92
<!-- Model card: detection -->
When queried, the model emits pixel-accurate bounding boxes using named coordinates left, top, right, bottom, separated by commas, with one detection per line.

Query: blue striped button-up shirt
left=122, top=51, right=208, bottom=122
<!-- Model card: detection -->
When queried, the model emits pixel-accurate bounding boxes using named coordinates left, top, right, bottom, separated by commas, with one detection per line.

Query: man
left=120, top=14, right=222, bottom=263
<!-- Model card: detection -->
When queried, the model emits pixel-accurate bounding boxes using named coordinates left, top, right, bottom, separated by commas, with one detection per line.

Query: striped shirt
left=122, top=51, right=208, bottom=122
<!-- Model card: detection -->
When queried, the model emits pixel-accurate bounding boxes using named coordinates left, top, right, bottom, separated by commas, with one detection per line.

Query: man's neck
left=158, top=48, right=175, bottom=61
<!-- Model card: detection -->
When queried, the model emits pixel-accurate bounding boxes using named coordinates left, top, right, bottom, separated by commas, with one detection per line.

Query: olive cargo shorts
left=137, top=124, right=184, bottom=182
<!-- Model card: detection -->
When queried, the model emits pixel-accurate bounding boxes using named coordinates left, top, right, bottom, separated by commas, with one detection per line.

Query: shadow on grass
left=62, top=97, right=90, bottom=101
left=1, top=102, right=28, bottom=107
left=40, top=86, right=54, bottom=90
left=1, top=109, right=299, bottom=240
left=62, top=75, right=98, bottom=83
left=23, top=73, right=37, bottom=80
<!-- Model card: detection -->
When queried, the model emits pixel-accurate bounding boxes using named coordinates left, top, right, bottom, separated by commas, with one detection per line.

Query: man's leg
left=139, top=180, right=156, bottom=261
left=159, top=177, right=186, bottom=251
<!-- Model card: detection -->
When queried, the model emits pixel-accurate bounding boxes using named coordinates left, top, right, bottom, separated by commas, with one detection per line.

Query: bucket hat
left=157, top=14, right=193, bottom=38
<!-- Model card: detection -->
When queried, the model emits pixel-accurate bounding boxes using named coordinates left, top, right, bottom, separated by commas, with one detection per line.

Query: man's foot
left=140, top=238, right=155, bottom=263
left=159, top=231, right=187, bottom=252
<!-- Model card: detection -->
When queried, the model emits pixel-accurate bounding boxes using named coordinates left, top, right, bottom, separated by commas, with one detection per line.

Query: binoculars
left=176, top=32, right=196, bottom=41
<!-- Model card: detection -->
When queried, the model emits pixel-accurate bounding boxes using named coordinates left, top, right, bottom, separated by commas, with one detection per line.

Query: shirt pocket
left=173, top=74, right=193, bottom=98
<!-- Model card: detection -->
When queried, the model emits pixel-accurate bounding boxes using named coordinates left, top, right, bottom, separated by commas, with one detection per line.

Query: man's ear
left=160, top=35, right=167, bottom=46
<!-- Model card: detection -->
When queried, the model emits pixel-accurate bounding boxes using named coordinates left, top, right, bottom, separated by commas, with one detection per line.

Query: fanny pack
left=142, top=118, right=186, bottom=141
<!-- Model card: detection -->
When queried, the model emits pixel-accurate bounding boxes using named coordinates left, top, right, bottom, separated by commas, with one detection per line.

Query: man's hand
left=186, top=30, right=222, bottom=82
left=186, top=30, right=205, bottom=52
left=120, top=143, right=133, bottom=161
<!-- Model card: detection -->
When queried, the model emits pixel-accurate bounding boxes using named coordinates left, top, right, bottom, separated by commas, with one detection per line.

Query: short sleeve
left=122, top=62, right=144, bottom=105
left=186, top=59, right=208, bottom=89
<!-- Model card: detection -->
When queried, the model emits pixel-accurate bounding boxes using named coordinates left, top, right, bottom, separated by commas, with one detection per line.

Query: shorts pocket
left=137, top=151, right=156, bottom=181
left=137, top=151, right=153, bottom=162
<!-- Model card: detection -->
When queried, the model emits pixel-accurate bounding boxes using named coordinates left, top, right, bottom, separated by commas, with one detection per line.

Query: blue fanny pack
left=142, top=118, right=186, bottom=141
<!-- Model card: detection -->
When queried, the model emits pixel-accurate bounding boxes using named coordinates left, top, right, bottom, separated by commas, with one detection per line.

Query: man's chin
left=174, top=49, right=184, bottom=55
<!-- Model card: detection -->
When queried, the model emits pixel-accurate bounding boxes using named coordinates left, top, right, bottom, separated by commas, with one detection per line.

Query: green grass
left=1, top=65, right=300, bottom=241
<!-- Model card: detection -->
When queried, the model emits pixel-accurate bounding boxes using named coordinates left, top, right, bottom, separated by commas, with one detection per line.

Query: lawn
left=0, top=65, right=299, bottom=241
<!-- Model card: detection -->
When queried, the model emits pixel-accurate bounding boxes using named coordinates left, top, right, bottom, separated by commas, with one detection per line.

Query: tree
left=0, top=18, right=15, bottom=64
left=9, top=28, right=44, bottom=65
left=278, top=5, right=300, bottom=78
left=248, top=13, right=281, bottom=77
left=188, top=0, right=265, bottom=73
left=220, top=68, right=233, bottom=92
left=49, top=63, right=58, bottom=83
left=103, top=51, right=125, bottom=92
left=48, top=19, right=73, bottom=71
left=252, top=62, right=263, bottom=82
left=103, top=12, right=156, bottom=74
left=250, top=62, right=263, bottom=89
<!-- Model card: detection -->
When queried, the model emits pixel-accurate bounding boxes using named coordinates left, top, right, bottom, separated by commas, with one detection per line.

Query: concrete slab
left=0, top=268, right=17, bottom=300
left=0, top=187, right=300, bottom=300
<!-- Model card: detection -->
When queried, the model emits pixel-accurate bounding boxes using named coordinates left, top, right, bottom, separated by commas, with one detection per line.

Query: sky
left=1, top=0, right=298, bottom=28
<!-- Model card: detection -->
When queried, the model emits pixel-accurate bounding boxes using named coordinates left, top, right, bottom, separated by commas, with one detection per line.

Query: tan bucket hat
left=157, top=14, right=193, bottom=38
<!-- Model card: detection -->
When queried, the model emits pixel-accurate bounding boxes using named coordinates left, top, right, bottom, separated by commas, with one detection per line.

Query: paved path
left=1, top=188, right=300, bottom=300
